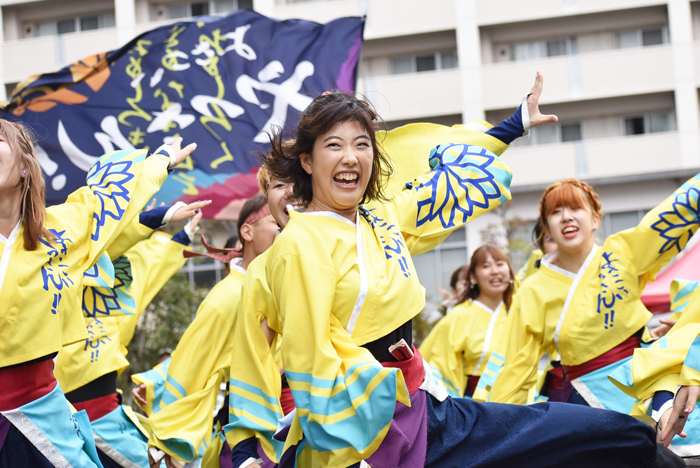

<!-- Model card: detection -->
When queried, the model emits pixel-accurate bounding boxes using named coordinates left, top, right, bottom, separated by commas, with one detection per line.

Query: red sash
left=465, top=375, right=481, bottom=398
left=279, top=386, right=296, bottom=416
left=0, top=359, right=56, bottom=411
left=72, top=393, right=120, bottom=421
left=563, top=335, right=640, bottom=381
left=380, top=346, right=425, bottom=395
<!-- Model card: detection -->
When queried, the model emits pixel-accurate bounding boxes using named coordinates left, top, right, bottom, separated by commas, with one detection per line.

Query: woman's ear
left=543, top=225, right=552, bottom=241
left=299, top=153, right=313, bottom=175
left=240, top=223, right=254, bottom=244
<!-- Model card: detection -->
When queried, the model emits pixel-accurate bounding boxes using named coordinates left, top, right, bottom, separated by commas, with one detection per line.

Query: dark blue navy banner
left=1, top=11, right=363, bottom=219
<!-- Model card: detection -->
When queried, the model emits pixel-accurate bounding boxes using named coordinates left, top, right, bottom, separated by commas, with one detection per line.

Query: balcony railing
left=481, top=45, right=674, bottom=110
left=501, top=131, right=683, bottom=187
left=271, top=0, right=456, bottom=39
left=3, top=28, right=118, bottom=84
left=475, top=0, right=664, bottom=26
left=359, top=68, right=462, bottom=122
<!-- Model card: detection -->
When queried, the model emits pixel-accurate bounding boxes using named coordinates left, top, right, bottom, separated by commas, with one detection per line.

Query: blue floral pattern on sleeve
left=405, top=144, right=508, bottom=229
left=86, top=156, right=136, bottom=242
left=650, top=185, right=700, bottom=255
left=82, top=255, right=136, bottom=318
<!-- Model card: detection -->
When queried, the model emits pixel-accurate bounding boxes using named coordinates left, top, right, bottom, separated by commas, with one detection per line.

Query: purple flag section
left=1, top=10, right=364, bottom=220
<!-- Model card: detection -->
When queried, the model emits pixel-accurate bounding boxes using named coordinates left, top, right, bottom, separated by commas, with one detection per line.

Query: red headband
left=183, top=234, right=242, bottom=263
left=240, top=205, right=271, bottom=227
left=182, top=205, right=273, bottom=263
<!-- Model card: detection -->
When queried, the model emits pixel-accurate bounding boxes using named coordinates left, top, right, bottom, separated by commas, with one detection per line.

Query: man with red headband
left=134, top=195, right=279, bottom=468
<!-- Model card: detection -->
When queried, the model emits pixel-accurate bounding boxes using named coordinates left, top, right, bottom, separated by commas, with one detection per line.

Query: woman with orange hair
left=490, top=176, right=700, bottom=420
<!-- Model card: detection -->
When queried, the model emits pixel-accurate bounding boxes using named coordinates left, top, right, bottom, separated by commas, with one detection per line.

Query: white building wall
left=0, top=0, right=698, bottom=291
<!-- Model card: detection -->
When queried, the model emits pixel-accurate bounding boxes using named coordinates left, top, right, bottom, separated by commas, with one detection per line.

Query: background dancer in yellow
left=54, top=200, right=207, bottom=468
left=420, top=245, right=514, bottom=400
left=137, top=195, right=278, bottom=468
left=0, top=117, right=194, bottom=467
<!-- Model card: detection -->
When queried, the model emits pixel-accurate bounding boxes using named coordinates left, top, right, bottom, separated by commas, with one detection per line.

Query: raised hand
left=661, top=385, right=700, bottom=447
left=168, top=136, right=198, bottom=167
left=132, top=384, right=147, bottom=407
left=170, top=200, right=212, bottom=223
left=186, top=210, right=203, bottom=237
left=650, top=318, right=677, bottom=339
left=528, top=72, right=558, bottom=128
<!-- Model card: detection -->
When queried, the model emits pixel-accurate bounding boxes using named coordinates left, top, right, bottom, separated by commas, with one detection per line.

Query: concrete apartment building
left=0, top=0, right=697, bottom=302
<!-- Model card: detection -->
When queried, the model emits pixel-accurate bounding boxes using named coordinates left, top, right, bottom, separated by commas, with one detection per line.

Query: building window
left=390, top=51, right=458, bottom=75
left=181, top=256, right=226, bottom=289
left=511, top=37, right=576, bottom=62
left=623, top=112, right=674, bottom=136
left=599, top=210, right=648, bottom=239
left=35, top=13, right=115, bottom=37
left=515, top=121, right=583, bottom=146
left=615, top=27, right=667, bottom=49
left=166, top=0, right=253, bottom=19
left=412, top=227, right=468, bottom=304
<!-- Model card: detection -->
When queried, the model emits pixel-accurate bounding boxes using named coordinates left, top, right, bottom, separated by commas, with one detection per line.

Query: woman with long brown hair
left=420, top=245, right=514, bottom=400
left=0, top=119, right=197, bottom=467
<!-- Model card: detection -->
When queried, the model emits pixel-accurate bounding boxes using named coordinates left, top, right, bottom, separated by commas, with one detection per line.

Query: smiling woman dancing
left=251, top=75, right=684, bottom=467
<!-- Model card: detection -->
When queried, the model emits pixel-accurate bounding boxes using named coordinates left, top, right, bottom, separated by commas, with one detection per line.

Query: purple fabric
left=545, top=380, right=574, bottom=403
left=219, top=438, right=234, bottom=468
left=0, top=416, right=10, bottom=453
left=336, top=35, right=362, bottom=92
left=277, top=390, right=428, bottom=467
left=365, top=389, right=428, bottom=468
left=257, top=443, right=275, bottom=468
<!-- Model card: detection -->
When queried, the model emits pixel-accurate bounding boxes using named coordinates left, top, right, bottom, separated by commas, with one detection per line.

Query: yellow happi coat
left=261, top=142, right=512, bottom=468
left=420, top=300, right=508, bottom=400
left=609, top=323, right=700, bottom=410
left=133, top=265, right=246, bottom=463
left=55, top=230, right=188, bottom=394
left=515, top=249, right=543, bottom=287
left=667, top=278, right=700, bottom=327
left=491, top=173, right=700, bottom=407
left=224, top=125, right=513, bottom=468
left=608, top=318, right=700, bottom=456
left=0, top=149, right=169, bottom=368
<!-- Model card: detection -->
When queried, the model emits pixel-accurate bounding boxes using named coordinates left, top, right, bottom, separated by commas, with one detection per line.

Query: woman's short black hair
left=263, top=92, right=393, bottom=206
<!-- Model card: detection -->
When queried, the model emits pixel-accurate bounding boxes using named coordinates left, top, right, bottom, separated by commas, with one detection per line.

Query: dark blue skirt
left=425, top=395, right=675, bottom=468
left=0, top=415, right=53, bottom=468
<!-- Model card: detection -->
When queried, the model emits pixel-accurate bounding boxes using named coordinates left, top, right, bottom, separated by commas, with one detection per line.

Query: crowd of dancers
left=1, top=73, right=699, bottom=468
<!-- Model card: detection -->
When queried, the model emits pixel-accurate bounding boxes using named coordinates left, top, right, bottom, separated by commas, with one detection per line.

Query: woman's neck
left=305, top=199, right=358, bottom=223
left=0, top=188, right=21, bottom=239
left=475, top=293, right=502, bottom=312
left=551, top=241, right=595, bottom=274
